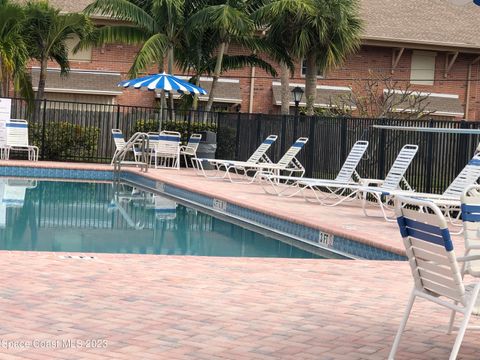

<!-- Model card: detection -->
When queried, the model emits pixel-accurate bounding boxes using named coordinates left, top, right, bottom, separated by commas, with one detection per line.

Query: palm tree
left=302, top=0, right=362, bottom=115
left=187, top=0, right=261, bottom=113
left=253, top=0, right=313, bottom=115
left=84, top=0, right=187, bottom=113
left=175, top=25, right=278, bottom=110
left=22, top=0, right=93, bottom=102
left=0, top=0, right=32, bottom=101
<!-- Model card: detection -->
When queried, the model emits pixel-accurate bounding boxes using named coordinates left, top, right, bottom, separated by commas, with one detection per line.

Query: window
left=65, top=34, right=92, bottom=62
left=301, top=59, right=324, bottom=78
left=410, top=51, right=436, bottom=85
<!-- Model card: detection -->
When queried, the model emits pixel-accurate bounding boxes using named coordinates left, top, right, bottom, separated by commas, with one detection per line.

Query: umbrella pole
left=159, top=90, right=164, bottom=132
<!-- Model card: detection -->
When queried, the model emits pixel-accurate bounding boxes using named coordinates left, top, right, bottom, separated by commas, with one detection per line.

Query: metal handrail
left=113, top=132, right=150, bottom=176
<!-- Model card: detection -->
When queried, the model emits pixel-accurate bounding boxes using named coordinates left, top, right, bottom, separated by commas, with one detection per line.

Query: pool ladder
left=113, top=132, right=151, bottom=180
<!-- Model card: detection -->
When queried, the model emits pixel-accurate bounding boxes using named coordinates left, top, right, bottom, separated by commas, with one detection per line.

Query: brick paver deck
left=0, top=160, right=476, bottom=359
left=1, top=252, right=479, bottom=359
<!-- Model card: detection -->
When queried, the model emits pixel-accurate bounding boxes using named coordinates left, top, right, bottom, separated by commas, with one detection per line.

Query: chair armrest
left=358, top=178, right=384, bottom=187
left=457, top=255, right=480, bottom=262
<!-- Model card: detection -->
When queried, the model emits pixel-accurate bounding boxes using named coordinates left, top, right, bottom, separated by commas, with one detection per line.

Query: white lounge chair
left=4, top=119, right=39, bottom=161
left=298, top=144, right=418, bottom=217
left=375, top=154, right=480, bottom=223
left=180, top=133, right=202, bottom=168
left=192, top=135, right=278, bottom=179
left=389, top=196, right=480, bottom=360
left=212, top=137, right=309, bottom=183
left=152, top=131, right=181, bottom=169
left=259, top=140, right=369, bottom=196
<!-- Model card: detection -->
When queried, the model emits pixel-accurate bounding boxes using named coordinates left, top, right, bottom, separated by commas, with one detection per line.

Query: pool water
left=0, top=178, right=325, bottom=258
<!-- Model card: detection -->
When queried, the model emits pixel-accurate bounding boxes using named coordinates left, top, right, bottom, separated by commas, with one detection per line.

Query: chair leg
left=449, top=285, right=480, bottom=360
left=388, top=290, right=416, bottom=360
left=447, top=302, right=458, bottom=335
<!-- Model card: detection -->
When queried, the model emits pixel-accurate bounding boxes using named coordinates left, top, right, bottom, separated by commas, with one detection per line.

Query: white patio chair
left=192, top=134, right=278, bottom=179
left=459, top=185, right=480, bottom=277
left=259, top=140, right=369, bottom=196
left=389, top=196, right=480, bottom=360
left=5, top=119, right=39, bottom=161
left=180, top=133, right=202, bottom=168
left=297, top=144, right=418, bottom=218
left=111, top=129, right=130, bottom=165
left=152, top=131, right=181, bottom=169
left=210, top=137, right=308, bottom=183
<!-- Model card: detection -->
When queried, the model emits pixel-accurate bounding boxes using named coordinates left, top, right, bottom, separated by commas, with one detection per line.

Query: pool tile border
left=0, top=164, right=405, bottom=260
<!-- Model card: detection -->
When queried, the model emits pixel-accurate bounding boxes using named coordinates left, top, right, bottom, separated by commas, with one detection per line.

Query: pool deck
left=0, top=160, right=477, bottom=359
left=1, top=252, right=480, bottom=359
left=0, top=160, right=465, bottom=256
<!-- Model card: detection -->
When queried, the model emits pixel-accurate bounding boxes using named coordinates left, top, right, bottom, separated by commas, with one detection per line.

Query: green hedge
left=31, top=121, right=100, bottom=161
left=133, top=119, right=236, bottom=159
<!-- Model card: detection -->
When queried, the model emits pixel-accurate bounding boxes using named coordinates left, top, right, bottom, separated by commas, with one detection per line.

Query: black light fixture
left=291, top=86, right=304, bottom=107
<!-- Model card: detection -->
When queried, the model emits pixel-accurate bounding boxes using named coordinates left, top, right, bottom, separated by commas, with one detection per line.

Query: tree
left=328, top=71, right=434, bottom=119
left=175, top=23, right=278, bottom=110
left=84, top=0, right=187, bottom=113
left=187, top=0, right=263, bottom=113
left=253, top=0, right=313, bottom=114
left=23, top=0, right=93, bottom=102
left=0, top=0, right=32, bottom=101
left=302, top=0, right=362, bottom=115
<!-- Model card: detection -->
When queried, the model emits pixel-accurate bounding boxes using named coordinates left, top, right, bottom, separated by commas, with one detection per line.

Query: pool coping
left=0, top=161, right=406, bottom=260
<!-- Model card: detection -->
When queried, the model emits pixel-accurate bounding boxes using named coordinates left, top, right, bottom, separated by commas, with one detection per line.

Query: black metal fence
left=7, top=97, right=480, bottom=195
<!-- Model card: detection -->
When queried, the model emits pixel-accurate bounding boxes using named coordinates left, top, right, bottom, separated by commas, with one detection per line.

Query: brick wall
left=26, top=42, right=480, bottom=120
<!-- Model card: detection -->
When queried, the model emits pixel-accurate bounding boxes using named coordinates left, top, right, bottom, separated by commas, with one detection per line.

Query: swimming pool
left=0, top=178, right=334, bottom=258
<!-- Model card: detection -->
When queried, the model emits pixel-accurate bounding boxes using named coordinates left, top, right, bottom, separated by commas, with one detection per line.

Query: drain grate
left=59, top=255, right=96, bottom=260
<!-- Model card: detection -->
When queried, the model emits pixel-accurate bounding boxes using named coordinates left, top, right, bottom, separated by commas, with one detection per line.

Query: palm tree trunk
left=36, top=57, right=48, bottom=102
left=0, top=57, right=5, bottom=97
left=205, top=41, right=226, bottom=113
left=280, top=61, right=290, bottom=115
left=192, top=75, right=200, bottom=111
left=304, top=52, right=317, bottom=116
left=167, top=47, right=175, bottom=120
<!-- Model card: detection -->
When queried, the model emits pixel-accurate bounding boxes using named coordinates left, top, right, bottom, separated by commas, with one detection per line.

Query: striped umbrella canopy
left=118, top=72, right=207, bottom=95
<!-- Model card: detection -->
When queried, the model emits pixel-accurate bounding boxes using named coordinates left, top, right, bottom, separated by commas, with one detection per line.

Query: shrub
left=31, top=121, right=100, bottom=161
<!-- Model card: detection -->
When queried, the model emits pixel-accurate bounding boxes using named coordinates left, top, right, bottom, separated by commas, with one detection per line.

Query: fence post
left=256, top=113, right=262, bottom=145
left=377, top=119, right=386, bottom=179
left=234, top=112, right=241, bottom=160
left=425, top=119, right=434, bottom=194
left=115, top=104, right=120, bottom=130
left=187, top=110, right=192, bottom=139
left=306, top=117, right=316, bottom=178
left=40, top=98, right=47, bottom=160
left=340, top=116, right=348, bottom=163
left=280, top=115, right=287, bottom=157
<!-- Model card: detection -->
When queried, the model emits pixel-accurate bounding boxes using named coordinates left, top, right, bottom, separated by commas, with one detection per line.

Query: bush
left=31, top=121, right=100, bottom=161
left=133, top=119, right=237, bottom=159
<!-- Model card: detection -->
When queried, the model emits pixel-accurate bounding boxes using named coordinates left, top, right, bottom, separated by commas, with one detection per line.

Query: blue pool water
left=0, top=178, right=328, bottom=258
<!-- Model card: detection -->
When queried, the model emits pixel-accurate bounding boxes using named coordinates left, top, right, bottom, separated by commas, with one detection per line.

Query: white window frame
left=300, top=58, right=324, bottom=78
left=65, top=34, right=92, bottom=62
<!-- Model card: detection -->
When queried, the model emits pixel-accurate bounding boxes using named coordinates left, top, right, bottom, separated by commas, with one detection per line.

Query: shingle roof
left=39, top=0, right=480, bottom=50
left=359, top=0, right=480, bottom=50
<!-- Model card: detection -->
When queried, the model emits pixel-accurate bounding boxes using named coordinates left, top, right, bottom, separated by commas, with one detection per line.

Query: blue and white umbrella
left=118, top=72, right=207, bottom=131
left=118, top=72, right=207, bottom=95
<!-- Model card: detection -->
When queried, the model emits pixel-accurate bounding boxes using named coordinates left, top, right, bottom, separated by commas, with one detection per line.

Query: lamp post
left=291, top=86, right=304, bottom=140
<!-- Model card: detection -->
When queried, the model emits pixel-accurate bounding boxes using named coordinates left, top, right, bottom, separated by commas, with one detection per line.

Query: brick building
left=24, top=0, right=480, bottom=120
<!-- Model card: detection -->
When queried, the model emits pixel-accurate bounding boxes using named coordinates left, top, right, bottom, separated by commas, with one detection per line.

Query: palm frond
left=84, top=0, right=156, bottom=32
left=128, top=33, right=169, bottom=77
